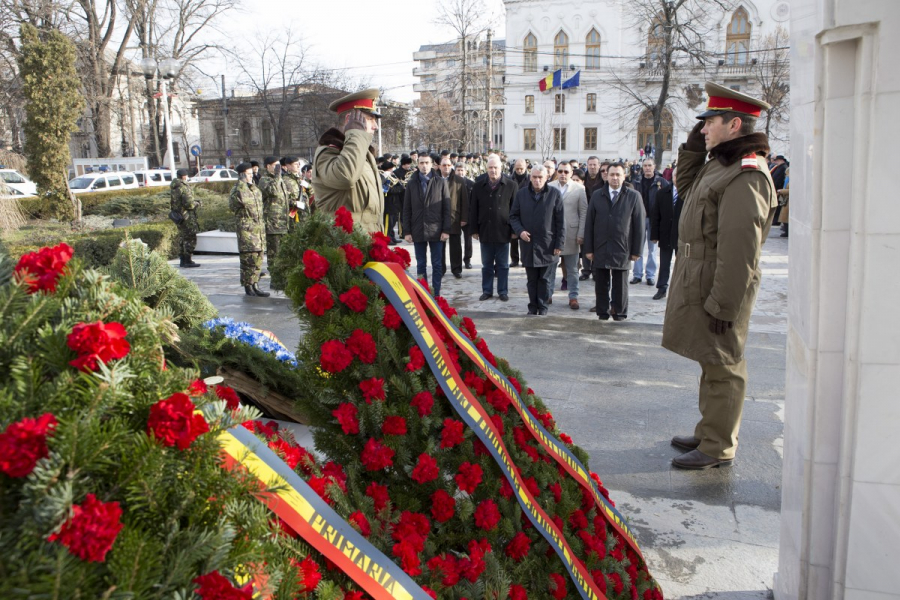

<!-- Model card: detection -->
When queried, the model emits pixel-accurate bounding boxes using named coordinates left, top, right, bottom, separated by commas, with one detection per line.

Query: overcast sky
left=206, top=0, right=506, bottom=104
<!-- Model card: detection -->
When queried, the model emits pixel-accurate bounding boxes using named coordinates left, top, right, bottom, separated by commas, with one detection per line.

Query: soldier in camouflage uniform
left=281, top=156, right=307, bottom=229
left=170, top=169, right=201, bottom=268
left=258, top=156, right=290, bottom=271
left=229, top=162, right=270, bottom=297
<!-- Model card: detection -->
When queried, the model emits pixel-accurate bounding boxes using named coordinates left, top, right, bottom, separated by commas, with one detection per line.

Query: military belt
left=680, top=242, right=717, bottom=261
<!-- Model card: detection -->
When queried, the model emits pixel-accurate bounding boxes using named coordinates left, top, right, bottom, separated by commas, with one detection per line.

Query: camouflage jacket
left=170, top=179, right=200, bottom=232
left=258, top=172, right=290, bottom=235
left=229, top=180, right=265, bottom=252
left=283, top=172, right=309, bottom=216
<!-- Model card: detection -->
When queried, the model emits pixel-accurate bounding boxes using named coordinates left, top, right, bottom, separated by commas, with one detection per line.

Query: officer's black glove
left=707, top=314, right=734, bottom=335
left=685, top=121, right=706, bottom=152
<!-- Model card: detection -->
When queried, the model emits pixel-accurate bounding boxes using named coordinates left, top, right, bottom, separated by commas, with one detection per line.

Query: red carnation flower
left=490, top=414, right=505, bottom=436
left=349, top=511, right=371, bottom=536
left=463, top=371, right=486, bottom=396
left=67, top=321, right=131, bottom=372
left=347, top=329, right=377, bottom=364
left=505, top=531, right=531, bottom=562
left=359, top=377, right=385, bottom=403
left=391, top=247, right=411, bottom=268
left=147, top=392, right=209, bottom=450
left=474, top=499, right=500, bottom=531
left=508, top=376, right=522, bottom=394
left=410, top=453, right=439, bottom=483
left=524, top=476, right=540, bottom=498
left=340, top=243, right=365, bottom=268
left=361, top=438, right=394, bottom=471
left=549, top=573, right=567, bottom=600
left=460, top=538, right=491, bottom=582
left=475, top=337, right=496, bottom=367
left=307, top=476, right=333, bottom=504
left=382, top=304, right=402, bottom=329
left=499, top=477, right=514, bottom=499
left=366, top=482, right=390, bottom=511
left=550, top=482, right=562, bottom=503
left=344, top=591, right=365, bottom=600
left=340, top=286, right=369, bottom=313
left=14, top=242, right=73, bottom=294
left=423, top=586, right=437, bottom=599
left=486, top=388, right=511, bottom=413
left=188, top=379, right=208, bottom=397
left=416, top=277, right=431, bottom=294
left=593, top=570, right=608, bottom=594
left=305, top=283, right=334, bottom=316
left=406, top=346, right=425, bottom=371
left=570, top=509, right=588, bottom=530
left=269, top=439, right=314, bottom=473
left=302, top=249, right=330, bottom=280
left=559, top=432, right=573, bottom=444
left=440, top=418, right=465, bottom=449
left=296, top=555, right=323, bottom=593
left=405, top=392, right=430, bottom=418
left=461, top=317, right=478, bottom=340
left=392, top=539, right=422, bottom=576
left=427, top=553, right=461, bottom=587
left=323, top=461, right=347, bottom=488
left=430, top=489, right=456, bottom=523
left=436, top=295, right=457, bottom=317
left=243, top=419, right=279, bottom=439
left=320, top=339, right=353, bottom=373
left=332, top=403, right=359, bottom=434
left=455, top=461, right=483, bottom=493
left=215, top=385, right=241, bottom=410
left=49, top=493, right=122, bottom=562
left=609, top=572, right=624, bottom=595
left=392, top=511, right=431, bottom=549
left=0, top=413, right=57, bottom=478
left=382, top=416, right=407, bottom=436
left=334, top=206, right=354, bottom=233
left=509, top=584, right=528, bottom=600
left=193, top=571, right=252, bottom=599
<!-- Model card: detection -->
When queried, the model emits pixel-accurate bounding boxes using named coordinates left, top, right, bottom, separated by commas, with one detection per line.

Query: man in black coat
left=469, top=155, right=518, bottom=301
left=649, top=169, right=682, bottom=300
left=438, top=156, right=470, bottom=278
left=509, top=165, right=565, bottom=315
left=455, top=163, right=475, bottom=268
left=509, top=159, right=530, bottom=267
left=584, top=163, right=645, bottom=321
left=402, top=154, right=451, bottom=297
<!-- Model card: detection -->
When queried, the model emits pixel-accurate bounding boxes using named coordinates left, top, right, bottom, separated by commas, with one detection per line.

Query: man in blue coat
left=510, top=165, right=564, bottom=315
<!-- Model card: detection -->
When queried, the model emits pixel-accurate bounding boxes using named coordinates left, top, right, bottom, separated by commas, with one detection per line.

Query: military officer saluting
left=312, top=88, right=384, bottom=234
left=258, top=156, right=290, bottom=272
left=229, top=162, right=270, bottom=297
left=170, top=168, right=201, bottom=268
left=662, top=82, right=778, bottom=469
left=280, top=156, right=307, bottom=227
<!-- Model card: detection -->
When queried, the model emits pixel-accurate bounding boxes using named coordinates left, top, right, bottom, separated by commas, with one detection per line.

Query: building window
left=173, top=143, right=181, bottom=163
left=586, top=29, right=601, bottom=70
left=555, top=93, right=566, bottom=113
left=584, top=127, right=597, bottom=150
left=525, top=95, right=534, bottom=114
left=637, top=107, right=674, bottom=151
left=240, top=121, right=252, bottom=148
left=586, top=93, right=597, bottom=112
left=554, top=31, right=569, bottom=69
left=215, top=125, right=224, bottom=150
left=726, top=7, right=751, bottom=65
left=493, top=111, right=503, bottom=148
left=553, top=127, right=567, bottom=151
left=647, top=16, right=665, bottom=63
left=524, top=128, right=536, bottom=151
left=261, top=120, right=272, bottom=149
left=524, top=32, right=538, bottom=72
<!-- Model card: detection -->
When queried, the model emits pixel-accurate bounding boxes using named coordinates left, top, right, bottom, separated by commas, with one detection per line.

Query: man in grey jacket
left=402, top=154, right=451, bottom=296
left=584, top=163, right=645, bottom=321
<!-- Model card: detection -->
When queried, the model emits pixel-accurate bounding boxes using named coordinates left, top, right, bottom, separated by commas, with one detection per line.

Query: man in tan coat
left=662, top=82, right=778, bottom=469
left=312, top=89, right=384, bottom=234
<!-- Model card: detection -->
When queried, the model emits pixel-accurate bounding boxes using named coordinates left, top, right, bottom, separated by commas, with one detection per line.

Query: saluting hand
left=685, top=121, right=706, bottom=152
left=344, top=109, right=369, bottom=133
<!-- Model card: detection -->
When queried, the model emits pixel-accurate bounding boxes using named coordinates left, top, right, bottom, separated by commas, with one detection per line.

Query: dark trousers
left=464, top=227, right=473, bottom=263
left=510, top=237, right=520, bottom=265
left=580, top=244, right=592, bottom=275
left=657, top=246, right=674, bottom=291
left=414, top=241, right=444, bottom=297
left=593, top=268, right=629, bottom=318
left=441, top=233, right=463, bottom=275
left=387, top=196, right=402, bottom=240
left=480, top=242, right=509, bottom=296
left=526, top=265, right=552, bottom=314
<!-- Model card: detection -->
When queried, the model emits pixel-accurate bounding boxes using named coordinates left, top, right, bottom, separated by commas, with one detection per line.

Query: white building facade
left=502, top=0, right=790, bottom=164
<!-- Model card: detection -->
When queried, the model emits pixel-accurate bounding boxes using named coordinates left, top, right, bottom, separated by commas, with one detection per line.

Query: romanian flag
left=539, top=69, right=562, bottom=91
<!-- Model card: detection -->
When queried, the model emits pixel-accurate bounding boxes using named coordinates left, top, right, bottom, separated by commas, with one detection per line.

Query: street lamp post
left=141, top=57, right=181, bottom=172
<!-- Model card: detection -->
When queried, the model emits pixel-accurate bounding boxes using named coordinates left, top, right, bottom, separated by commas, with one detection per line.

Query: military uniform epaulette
left=741, top=154, right=761, bottom=170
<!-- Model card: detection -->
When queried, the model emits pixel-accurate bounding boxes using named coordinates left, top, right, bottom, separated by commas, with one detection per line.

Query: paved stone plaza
left=174, top=230, right=788, bottom=599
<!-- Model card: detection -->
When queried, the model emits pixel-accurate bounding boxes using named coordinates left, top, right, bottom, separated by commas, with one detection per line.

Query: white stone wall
left=776, top=0, right=900, bottom=598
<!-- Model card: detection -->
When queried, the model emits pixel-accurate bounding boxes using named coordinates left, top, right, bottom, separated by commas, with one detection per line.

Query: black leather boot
left=182, top=254, right=200, bottom=268
left=244, top=285, right=256, bottom=296
left=252, top=283, right=270, bottom=297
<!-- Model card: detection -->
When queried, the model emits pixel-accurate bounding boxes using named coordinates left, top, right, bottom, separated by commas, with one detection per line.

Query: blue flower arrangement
left=202, top=318, right=298, bottom=366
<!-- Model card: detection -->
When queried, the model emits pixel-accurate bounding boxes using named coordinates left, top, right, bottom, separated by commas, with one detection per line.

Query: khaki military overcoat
left=313, top=128, right=383, bottom=234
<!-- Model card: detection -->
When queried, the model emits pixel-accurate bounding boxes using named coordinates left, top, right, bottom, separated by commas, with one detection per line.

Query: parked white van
left=68, top=172, right=140, bottom=194
left=0, top=169, right=38, bottom=197
left=134, top=169, right=175, bottom=187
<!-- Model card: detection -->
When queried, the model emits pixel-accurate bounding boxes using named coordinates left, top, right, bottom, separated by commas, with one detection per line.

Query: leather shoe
left=453, top=273, right=462, bottom=279
left=537, top=309, right=548, bottom=315
left=598, top=314, right=610, bottom=321
left=672, top=449, right=733, bottom=470
left=499, top=294, right=509, bottom=302
left=671, top=435, right=701, bottom=451
left=578, top=273, right=590, bottom=281
left=589, top=306, right=596, bottom=312
left=465, top=262, right=473, bottom=269
left=646, top=278, right=654, bottom=286
left=653, top=290, right=667, bottom=300
left=479, top=293, right=493, bottom=301
left=629, top=277, right=641, bottom=284
left=612, top=315, right=626, bottom=321
left=510, top=262, right=519, bottom=267
left=569, top=299, right=579, bottom=310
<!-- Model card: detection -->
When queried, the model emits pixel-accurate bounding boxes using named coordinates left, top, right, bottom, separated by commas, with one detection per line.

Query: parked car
left=190, top=168, right=238, bottom=183
left=134, top=169, right=176, bottom=187
left=68, top=172, right=139, bottom=194
left=0, top=169, right=38, bottom=196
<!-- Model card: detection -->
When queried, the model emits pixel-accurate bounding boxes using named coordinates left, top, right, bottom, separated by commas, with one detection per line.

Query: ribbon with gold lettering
left=218, top=424, right=432, bottom=600
left=365, top=261, right=607, bottom=600
left=406, top=277, right=645, bottom=561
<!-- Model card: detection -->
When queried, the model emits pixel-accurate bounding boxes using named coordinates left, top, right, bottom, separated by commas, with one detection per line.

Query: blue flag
left=561, top=71, right=581, bottom=90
